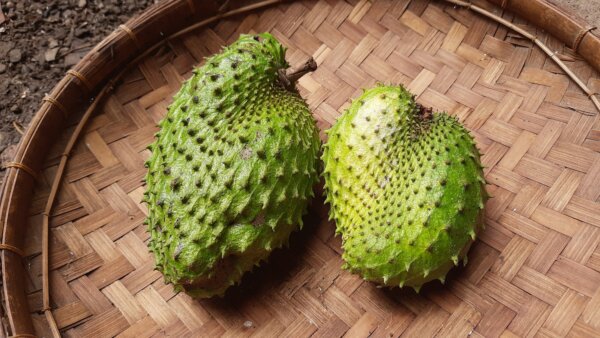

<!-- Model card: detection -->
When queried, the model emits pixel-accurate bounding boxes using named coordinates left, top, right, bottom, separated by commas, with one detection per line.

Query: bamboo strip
left=41, top=83, right=114, bottom=337
left=444, top=0, right=599, bottom=116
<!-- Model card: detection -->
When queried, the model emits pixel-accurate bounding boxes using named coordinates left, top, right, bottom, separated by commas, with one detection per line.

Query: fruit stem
left=416, top=103, right=433, bottom=121
left=278, top=57, right=318, bottom=90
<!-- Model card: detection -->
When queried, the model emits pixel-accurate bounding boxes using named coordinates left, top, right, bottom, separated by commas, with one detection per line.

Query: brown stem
left=416, top=103, right=433, bottom=121
left=278, top=57, right=317, bottom=90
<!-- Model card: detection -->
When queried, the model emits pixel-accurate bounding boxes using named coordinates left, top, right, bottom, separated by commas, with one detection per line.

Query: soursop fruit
left=322, top=85, right=487, bottom=290
left=144, top=33, right=320, bottom=298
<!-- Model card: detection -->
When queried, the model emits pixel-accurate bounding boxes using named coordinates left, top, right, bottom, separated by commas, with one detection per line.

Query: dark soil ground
left=0, top=0, right=155, bottom=184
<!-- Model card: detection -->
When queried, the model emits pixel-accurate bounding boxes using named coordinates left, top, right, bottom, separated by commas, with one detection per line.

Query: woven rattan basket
left=2, top=0, right=600, bottom=336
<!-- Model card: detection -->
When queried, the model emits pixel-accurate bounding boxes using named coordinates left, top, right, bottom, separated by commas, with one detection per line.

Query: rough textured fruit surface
left=322, top=85, right=487, bottom=290
left=144, top=33, right=320, bottom=298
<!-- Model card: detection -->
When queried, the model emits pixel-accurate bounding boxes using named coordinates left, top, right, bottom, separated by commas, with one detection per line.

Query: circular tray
left=2, top=0, right=600, bottom=337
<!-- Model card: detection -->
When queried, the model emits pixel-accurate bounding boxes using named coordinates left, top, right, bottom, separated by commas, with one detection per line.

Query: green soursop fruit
left=144, top=33, right=320, bottom=298
left=322, top=85, right=487, bottom=291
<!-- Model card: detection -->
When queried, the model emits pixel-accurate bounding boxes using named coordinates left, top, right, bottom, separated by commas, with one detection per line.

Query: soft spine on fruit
left=143, top=34, right=320, bottom=298
left=322, top=84, right=488, bottom=291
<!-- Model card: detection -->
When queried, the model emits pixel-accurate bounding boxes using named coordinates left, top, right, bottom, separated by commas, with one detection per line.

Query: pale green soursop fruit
left=322, top=85, right=487, bottom=291
left=144, top=33, right=320, bottom=298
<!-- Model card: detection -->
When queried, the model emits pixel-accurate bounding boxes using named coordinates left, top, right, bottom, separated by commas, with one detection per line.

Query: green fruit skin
left=144, top=33, right=320, bottom=298
left=322, top=85, right=487, bottom=289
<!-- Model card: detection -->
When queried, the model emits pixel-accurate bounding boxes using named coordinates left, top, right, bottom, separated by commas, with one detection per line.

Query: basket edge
left=2, top=0, right=600, bottom=336
left=487, top=0, right=600, bottom=69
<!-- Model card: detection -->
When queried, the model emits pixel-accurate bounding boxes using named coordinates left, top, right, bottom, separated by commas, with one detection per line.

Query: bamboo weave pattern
left=22, top=1, right=600, bottom=336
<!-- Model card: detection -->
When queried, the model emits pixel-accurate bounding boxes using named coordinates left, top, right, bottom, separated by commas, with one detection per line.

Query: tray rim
left=1, top=0, right=600, bottom=336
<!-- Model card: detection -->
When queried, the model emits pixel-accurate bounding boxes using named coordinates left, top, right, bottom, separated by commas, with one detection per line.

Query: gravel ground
left=0, top=0, right=155, bottom=184
left=553, top=0, right=600, bottom=28
left=0, top=0, right=599, bottom=185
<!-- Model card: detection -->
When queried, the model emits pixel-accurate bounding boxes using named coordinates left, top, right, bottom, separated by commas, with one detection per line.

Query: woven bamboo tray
left=2, top=0, right=600, bottom=336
